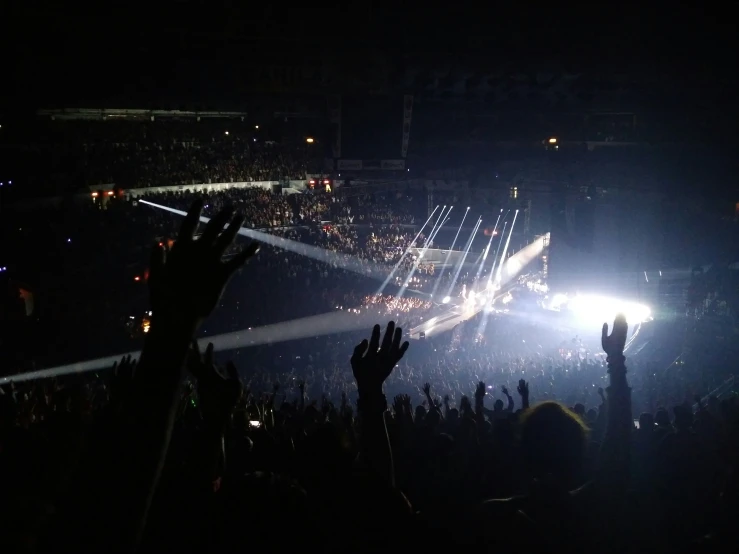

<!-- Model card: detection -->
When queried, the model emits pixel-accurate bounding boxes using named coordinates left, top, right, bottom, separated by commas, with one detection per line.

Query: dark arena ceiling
left=2, top=4, right=736, bottom=114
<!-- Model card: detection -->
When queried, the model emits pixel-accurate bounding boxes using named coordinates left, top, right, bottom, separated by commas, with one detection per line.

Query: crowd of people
left=0, top=199, right=737, bottom=554
left=1, top=118, right=738, bottom=553
left=4, top=119, right=327, bottom=194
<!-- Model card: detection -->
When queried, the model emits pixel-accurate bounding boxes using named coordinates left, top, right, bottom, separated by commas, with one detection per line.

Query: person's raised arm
left=597, top=314, right=632, bottom=492
left=422, top=382, right=441, bottom=417
left=109, top=201, right=258, bottom=551
left=501, top=385, right=515, bottom=412
left=474, top=381, right=487, bottom=424
left=351, top=322, right=409, bottom=487
left=517, top=379, right=530, bottom=411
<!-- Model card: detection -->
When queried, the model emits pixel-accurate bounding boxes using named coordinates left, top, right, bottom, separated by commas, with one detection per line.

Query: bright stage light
left=442, top=296, right=451, bottom=304
left=566, top=294, right=651, bottom=324
left=551, top=293, right=568, bottom=309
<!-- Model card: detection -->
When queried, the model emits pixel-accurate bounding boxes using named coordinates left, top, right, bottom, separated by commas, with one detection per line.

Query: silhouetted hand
left=148, top=200, right=260, bottom=323
left=517, top=379, right=529, bottom=398
left=475, top=381, right=486, bottom=402
left=601, top=314, right=628, bottom=358
left=422, top=382, right=431, bottom=396
left=460, top=395, right=472, bottom=414
left=393, top=394, right=407, bottom=416
left=187, top=341, right=243, bottom=429
left=351, top=321, right=409, bottom=394
left=110, top=355, right=137, bottom=413
left=501, top=385, right=510, bottom=396
left=401, top=394, right=412, bottom=412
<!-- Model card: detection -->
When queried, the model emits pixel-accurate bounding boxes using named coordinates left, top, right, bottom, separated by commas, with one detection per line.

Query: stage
left=408, top=281, right=514, bottom=339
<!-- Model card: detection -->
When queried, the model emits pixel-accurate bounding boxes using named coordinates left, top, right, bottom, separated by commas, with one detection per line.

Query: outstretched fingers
left=352, top=339, right=369, bottom=363
left=214, top=213, right=246, bottom=255
left=368, top=324, right=382, bottom=355
left=179, top=199, right=204, bottom=241
left=391, top=325, right=403, bottom=352
left=381, top=321, right=396, bottom=353
left=200, top=207, right=234, bottom=246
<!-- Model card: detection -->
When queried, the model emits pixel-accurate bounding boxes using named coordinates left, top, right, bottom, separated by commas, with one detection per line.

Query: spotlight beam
left=473, top=210, right=502, bottom=286
left=395, top=206, right=452, bottom=298
left=374, top=206, right=440, bottom=295
left=140, top=199, right=390, bottom=280
left=444, top=217, right=482, bottom=299
left=487, top=219, right=508, bottom=288
left=495, top=209, right=519, bottom=284
left=0, top=308, right=392, bottom=385
left=430, top=207, right=469, bottom=298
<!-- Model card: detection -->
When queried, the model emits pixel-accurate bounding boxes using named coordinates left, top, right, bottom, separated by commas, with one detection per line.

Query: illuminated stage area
left=409, top=232, right=549, bottom=339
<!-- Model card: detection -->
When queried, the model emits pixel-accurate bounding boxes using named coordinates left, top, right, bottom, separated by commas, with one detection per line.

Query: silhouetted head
left=655, top=408, right=671, bottom=428
left=520, top=401, right=589, bottom=482
left=494, top=398, right=504, bottom=411
left=638, top=412, right=654, bottom=431
left=673, top=405, right=693, bottom=431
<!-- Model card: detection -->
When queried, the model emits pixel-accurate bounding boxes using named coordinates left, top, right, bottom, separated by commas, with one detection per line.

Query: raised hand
left=601, top=314, right=628, bottom=359
left=422, top=382, right=432, bottom=397
left=110, top=355, right=137, bottom=413
left=475, top=381, right=486, bottom=402
left=393, top=394, right=404, bottom=415
left=401, top=394, right=412, bottom=412
left=148, top=200, right=260, bottom=323
left=517, top=379, right=529, bottom=398
left=501, top=385, right=509, bottom=396
left=351, top=321, right=409, bottom=395
left=187, top=341, right=243, bottom=429
left=460, top=395, right=472, bottom=414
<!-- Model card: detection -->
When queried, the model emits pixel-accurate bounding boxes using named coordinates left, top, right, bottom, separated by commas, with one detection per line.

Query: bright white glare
left=551, top=293, right=568, bottom=308
left=442, top=296, right=451, bottom=304
left=139, top=200, right=389, bottom=280
left=567, top=294, right=651, bottom=324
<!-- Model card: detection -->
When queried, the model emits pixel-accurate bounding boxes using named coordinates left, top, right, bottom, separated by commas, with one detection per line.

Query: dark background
left=2, top=3, right=736, bottom=110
